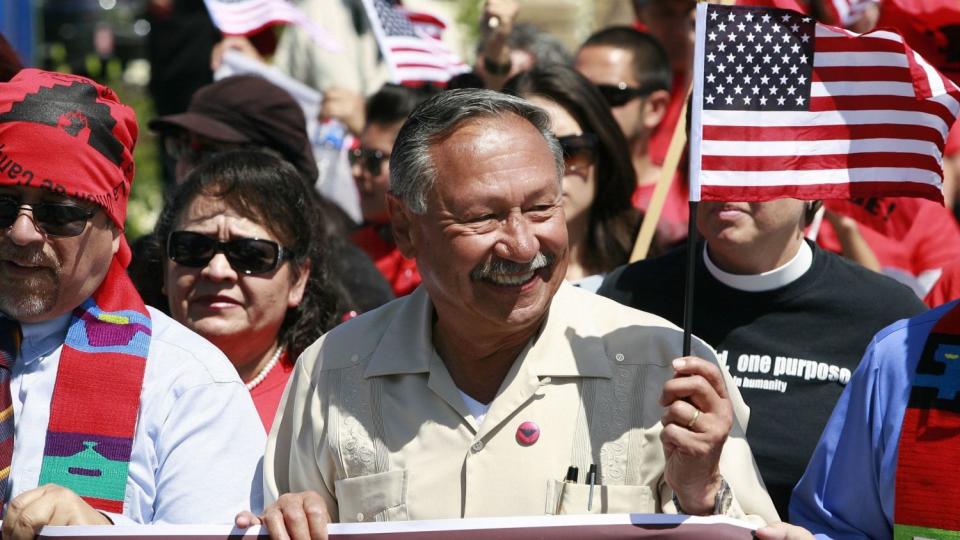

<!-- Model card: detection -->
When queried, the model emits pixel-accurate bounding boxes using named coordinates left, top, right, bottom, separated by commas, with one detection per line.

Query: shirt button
left=350, top=354, right=359, bottom=364
left=471, top=440, right=484, bottom=453
left=356, top=512, right=365, bottom=522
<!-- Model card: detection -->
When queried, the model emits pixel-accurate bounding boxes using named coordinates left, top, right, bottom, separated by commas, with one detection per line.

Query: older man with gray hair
left=238, top=89, right=778, bottom=538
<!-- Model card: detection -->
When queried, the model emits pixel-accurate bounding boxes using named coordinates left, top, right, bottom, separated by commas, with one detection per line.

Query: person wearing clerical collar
left=0, top=69, right=264, bottom=538
left=235, top=88, right=779, bottom=538
left=598, top=199, right=926, bottom=518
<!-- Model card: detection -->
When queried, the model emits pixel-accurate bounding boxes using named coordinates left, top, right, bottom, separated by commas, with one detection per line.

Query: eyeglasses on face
left=0, top=196, right=97, bottom=237
left=558, top=133, right=599, bottom=174
left=349, top=147, right=390, bottom=176
left=166, top=230, right=294, bottom=275
left=595, top=81, right=667, bottom=108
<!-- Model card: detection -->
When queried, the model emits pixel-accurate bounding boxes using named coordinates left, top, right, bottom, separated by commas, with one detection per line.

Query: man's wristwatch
left=482, top=55, right=512, bottom=76
left=672, top=477, right=732, bottom=515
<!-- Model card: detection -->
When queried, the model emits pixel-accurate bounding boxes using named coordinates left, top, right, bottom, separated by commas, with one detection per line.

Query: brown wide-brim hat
left=149, top=74, right=318, bottom=182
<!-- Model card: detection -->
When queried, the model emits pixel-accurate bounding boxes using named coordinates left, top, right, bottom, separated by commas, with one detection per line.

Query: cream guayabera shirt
left=265, top=283, right=779, bottom=525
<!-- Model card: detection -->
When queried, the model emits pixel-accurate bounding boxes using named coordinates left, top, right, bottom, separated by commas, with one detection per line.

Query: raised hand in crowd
left=823, top=209, right=881, bottom=273
left=477, top=0, right=520, bottom=89
left=659, top=356, right=734, bottom=514
left=483, top=0, right=518, bottom=38
left=320, top=87, right=366, bottom=136
left=210, top=35, right=263, bottom=71
left=236, top=491, right=330, bottom=540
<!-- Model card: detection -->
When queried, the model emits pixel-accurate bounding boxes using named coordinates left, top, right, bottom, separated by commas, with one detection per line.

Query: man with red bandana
left=0, top=70, right=264, bottom=538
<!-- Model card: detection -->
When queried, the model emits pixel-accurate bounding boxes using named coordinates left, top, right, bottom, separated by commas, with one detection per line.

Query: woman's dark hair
left=503, top=64, right=642, bottom=273
left=155, top=149, right=340, bottom=358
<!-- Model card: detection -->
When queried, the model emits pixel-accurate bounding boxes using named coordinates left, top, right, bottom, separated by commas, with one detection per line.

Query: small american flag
left=361, top=0, right=470, bottom=85
left=204, top=0, right=341, bottom=52
left=689, top=3, right=960, bottom=203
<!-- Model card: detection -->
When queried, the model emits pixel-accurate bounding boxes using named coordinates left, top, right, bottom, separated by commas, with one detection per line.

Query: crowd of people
left=0, top=0, right=959, bottom=539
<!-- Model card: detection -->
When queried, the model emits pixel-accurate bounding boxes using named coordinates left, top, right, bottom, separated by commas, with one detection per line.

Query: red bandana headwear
left=0, top=69, right=137, bottom=264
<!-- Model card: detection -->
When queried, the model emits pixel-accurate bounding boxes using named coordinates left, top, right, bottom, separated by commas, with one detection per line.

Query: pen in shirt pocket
left=556, top=465, right=578, bottom=514
left=586, top=464, right=597, bottom=511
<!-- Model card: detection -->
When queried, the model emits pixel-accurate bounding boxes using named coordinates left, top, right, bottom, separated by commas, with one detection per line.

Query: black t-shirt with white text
left=598, top=241, right=926, bottom=517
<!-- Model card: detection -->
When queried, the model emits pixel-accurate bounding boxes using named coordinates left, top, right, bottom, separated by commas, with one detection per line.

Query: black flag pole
left=681, top=201, right=698, bottom=357
left=680, top=0, right=715, bottom=357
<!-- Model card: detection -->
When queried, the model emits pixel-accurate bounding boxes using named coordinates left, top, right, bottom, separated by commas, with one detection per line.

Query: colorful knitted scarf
left=894, top=302, right=960, bottom=539
left=36, top=260, right=151, bottom=513
left=0, top=69, right=147, bottom=514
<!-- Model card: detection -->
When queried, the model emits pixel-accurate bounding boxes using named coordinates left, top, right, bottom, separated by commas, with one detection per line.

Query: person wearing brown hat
left=150, top=74, right=319, bottom=184
left=135, top=74, right=394, bottom=323
left=0, top=69, right=264, bottom=537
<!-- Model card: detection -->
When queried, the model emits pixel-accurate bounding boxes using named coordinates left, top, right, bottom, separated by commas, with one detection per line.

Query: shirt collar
left=703, top=240, right=813, bottom=292
left=364, top=282, right=612, bottom=379
left=19, top=312, right=72, bottom=365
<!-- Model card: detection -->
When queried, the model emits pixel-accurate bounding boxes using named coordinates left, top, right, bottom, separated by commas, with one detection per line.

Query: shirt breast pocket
left=335, top=469, right=408, bottom=523
left=546, top=480, right=656, bottom=515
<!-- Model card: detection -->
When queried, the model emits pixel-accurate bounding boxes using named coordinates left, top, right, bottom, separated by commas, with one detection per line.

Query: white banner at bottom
left=40, top=513, right=758, bottom=539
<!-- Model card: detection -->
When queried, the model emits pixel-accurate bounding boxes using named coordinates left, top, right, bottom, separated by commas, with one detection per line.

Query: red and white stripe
left=691, top=8, right=960, bottom=203
left=203, top=0, right=341, bottom=52
left=387, top=33, right=469, bottom=84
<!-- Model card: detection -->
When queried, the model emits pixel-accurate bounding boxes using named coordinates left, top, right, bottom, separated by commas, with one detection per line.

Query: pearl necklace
left=245, top=346, right=284, bottom=390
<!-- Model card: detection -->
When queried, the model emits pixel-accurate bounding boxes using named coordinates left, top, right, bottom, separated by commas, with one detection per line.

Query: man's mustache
left=470, top=251, right=555, bottom=280
left=0, top=242, right=58, bottom=270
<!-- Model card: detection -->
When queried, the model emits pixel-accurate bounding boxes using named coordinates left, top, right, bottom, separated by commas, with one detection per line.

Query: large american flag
left=689, top=3, right=960, bottom=203
left=204, top=0, right=340, bottom=52
left=361, top=0, right=469, bottom=85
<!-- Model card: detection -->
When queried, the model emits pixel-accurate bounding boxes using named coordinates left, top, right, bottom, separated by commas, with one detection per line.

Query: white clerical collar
left=703, top=241, right=813, bottom=292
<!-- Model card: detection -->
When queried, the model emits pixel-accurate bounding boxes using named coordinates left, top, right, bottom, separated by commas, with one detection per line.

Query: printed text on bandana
left=0, top=143, right=127, bottom=206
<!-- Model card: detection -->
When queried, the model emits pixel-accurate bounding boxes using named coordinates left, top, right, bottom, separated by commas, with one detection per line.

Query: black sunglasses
left=349, top=147, right=390, bottom=176
left=595, top=82, right=667, bottom=108
left=558, top=133, right=599, bottom=174
left=0, top=196, right=97, bottom=237
left=167, top=231, right=294, bottom=275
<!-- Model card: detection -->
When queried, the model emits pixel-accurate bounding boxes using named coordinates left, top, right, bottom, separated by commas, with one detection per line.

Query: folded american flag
left=361, top=0, right=470, bottom=85
left=689, top=3, right=960, bottom=203
left=203, top=0, right=340, bottom=51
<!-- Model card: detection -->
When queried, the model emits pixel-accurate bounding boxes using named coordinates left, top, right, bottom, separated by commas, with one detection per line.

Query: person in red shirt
left=350, top=85, right=436, bottom=296
left=817, top=197, right=960, bottom=298
left=575, top=26, right=689, bottom=247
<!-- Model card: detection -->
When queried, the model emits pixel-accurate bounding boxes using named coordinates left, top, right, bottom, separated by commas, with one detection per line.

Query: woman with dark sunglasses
left=155, top=150, right=341, bottom=430
left=504, top=64, right=652, bottom=291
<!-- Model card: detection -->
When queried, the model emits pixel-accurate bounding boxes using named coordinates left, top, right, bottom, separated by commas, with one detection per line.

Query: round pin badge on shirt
left=516, top=421, right=540, bottom=445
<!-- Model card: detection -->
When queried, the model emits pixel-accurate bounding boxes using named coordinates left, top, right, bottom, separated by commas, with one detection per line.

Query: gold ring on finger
left=686, top=408, right=702, bottom=430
